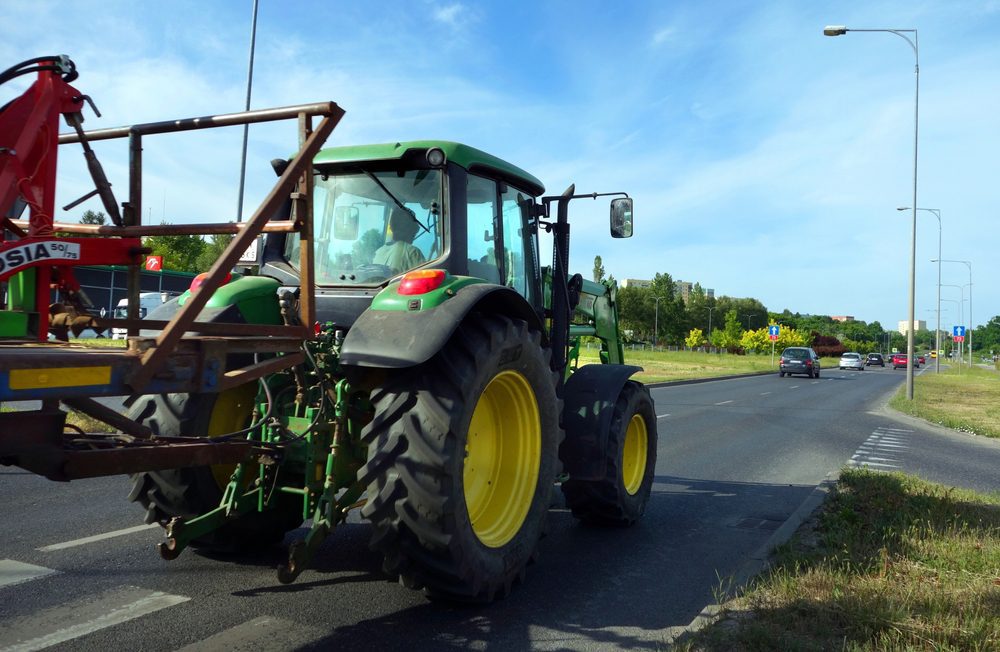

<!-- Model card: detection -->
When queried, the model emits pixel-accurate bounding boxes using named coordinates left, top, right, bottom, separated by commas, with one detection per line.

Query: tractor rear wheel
left=358, top=314, right=561, bottom=602
left=126, top=384, right=302, bottom=551
left=561, top=381, right=657, bottom=525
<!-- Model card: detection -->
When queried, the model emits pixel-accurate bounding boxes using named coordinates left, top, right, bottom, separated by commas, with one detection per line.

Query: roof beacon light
left=398, top=269, right=446, bottom=295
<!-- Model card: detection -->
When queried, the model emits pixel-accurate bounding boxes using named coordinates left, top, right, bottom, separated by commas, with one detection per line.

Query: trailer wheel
left=561, top=381, right=657, bottom=526
left=358, top=314, right=561, bottom=602
left=126, top=384, right=302, bottom=551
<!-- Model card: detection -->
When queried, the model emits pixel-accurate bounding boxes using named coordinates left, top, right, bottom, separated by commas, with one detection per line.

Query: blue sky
left=3, top=1, right=998, bottom=334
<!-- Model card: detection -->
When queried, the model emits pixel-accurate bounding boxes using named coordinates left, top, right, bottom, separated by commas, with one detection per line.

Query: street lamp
left=934, top=259, right=973, bottom=367
left=899, top=207, right=941, bottom=372
left=744, top=314, right=757, bottom=331
left=653, top=296, right=664, bottom=348
left=826, top=24, right=920, bottom=399
left=706, top=306, right=717, bottom=341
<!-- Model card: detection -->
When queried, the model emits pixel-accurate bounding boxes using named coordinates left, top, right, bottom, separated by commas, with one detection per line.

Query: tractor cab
left=263, top=141, right=547, bottom=328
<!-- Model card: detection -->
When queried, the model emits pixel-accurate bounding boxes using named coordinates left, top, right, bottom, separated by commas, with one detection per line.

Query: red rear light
left=398, top=269, right=446, bottom=296
left=190, top=271, right=232, bottom=293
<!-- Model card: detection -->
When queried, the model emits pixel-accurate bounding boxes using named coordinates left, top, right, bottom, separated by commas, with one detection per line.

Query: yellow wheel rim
left=206, top=383, right=258, bottom=489
left=463, top=370, right=541, bottom=548
left=622, top=413, right=648, bottom=496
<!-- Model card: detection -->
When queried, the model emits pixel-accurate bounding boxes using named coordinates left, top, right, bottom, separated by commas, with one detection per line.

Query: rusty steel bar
left=296, top=112, right=317, bottom=330
left=58, top=102, right=341, bottom=144
left=58, top=441, right=261, bottom=481
left=127, top=108, right=343, bottom=392
left=126, top=131, right=143, bottom=337
left=10, top=219, right=300, bottom=236
left=106, top=318, right=311, bottom=338
left=219, top=351, right=306, bottom=392
left=61, top=397, right=154, bottom=439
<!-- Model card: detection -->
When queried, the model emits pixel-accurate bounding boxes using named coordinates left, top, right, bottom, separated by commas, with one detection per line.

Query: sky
left=3, top=0, right=997, bottom=333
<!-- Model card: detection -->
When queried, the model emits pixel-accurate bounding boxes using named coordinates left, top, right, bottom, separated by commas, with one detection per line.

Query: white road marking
left=0, top=586, right=189, bottom=652
left=657, top=414, right=671, bottom=419
left=174, top=616, right=327, bottom=651
left=37, top=524, right=159, bottom=552
left=714, top=400, right=733, bottom=406
left=759, top=392, right=771, bottom=396
left=850, top=460, right=900, bottom=469
left=789, top=385, right=799, bottom=389
left=0, top=560, right=58, bottom=590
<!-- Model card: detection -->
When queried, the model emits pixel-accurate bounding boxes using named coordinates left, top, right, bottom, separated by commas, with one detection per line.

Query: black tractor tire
left=561, top=381, right=657, bottom=526
left=126, top=385, right=303, bottom=552
left=357, top=314, right=562, bottom=602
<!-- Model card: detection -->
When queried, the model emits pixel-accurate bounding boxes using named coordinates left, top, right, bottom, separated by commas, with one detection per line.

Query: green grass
left=677, top=468, right=1000, bottom=651
left=577, top=347, right=776, bottom=383
left=890, top=365, right=1000, bottom=438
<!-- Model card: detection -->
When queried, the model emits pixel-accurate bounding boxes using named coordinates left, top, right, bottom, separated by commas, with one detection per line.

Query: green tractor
left=127, top=141, right=658, bottom=601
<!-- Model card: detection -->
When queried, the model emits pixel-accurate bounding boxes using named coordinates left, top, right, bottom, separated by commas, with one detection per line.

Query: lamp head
left=824, top=25, right=848, bottom=36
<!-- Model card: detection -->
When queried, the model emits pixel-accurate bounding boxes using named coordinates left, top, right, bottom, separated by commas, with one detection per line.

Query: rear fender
left=560, top=363, right=643, bottom=480
left=339, top=283, right=542, bottom=369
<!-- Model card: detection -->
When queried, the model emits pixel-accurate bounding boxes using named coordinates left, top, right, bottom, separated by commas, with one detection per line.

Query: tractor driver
left=373, top=206, right=425, bottom=274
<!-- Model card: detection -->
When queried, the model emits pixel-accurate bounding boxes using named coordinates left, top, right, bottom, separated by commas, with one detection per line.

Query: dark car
left=891, top=353, right=908, bottom=369
left=865, top=353, right=885, bottom=367
left=779, top=346, right=821, bottom=378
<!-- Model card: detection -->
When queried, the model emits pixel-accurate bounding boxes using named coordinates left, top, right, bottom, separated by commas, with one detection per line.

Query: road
left=2, top=363, right=999, bottom=651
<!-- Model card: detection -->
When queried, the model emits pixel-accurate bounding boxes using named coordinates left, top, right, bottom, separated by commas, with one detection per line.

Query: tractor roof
left=313, top=140, right=545, bottom=197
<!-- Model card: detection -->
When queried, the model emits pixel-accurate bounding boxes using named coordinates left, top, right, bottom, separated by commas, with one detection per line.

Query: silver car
left=839, top=352, right=865, bottom=371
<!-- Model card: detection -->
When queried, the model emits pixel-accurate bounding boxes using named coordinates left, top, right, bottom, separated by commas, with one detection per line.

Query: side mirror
left=333, top=206, right=360, bottom=240
left=610, top=197, right=633, bottom=238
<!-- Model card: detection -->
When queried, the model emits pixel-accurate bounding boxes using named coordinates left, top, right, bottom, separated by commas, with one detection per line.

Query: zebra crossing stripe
left=0, top=560, right=58, bottom=590
left=0, top=586, right=189, bottom=652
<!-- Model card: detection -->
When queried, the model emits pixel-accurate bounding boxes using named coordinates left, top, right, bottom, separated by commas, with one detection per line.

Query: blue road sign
left=768, top=325, right=780, bottom=337
left=953, top=325, right=966, bottom=337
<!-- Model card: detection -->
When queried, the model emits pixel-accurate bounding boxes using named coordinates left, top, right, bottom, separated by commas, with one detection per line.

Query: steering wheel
left=354, top=263, right=395, bottom=283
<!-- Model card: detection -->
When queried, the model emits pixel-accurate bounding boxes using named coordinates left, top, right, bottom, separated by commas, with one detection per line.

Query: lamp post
left=825, top=24, right=919, bottom=400
left=940, top=298, right=961, bottom=367
left=653, top=296, right=664, bottom=348
left=934, top=259, right=973, bottom=367
left=706, top=306, right=717, bottom=342
left=744, top=314, right=757, bottom=331
left=899, top=207, right=941, bottom=372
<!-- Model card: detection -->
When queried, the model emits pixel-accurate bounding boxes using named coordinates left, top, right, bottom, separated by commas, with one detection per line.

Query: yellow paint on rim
left=463, top=370, right=541, bottom=548
left=622, top=413, right=648, bottom=495
left=10, top=366, right=111, bottom=390
left=205, top=383, right=258, bottom=489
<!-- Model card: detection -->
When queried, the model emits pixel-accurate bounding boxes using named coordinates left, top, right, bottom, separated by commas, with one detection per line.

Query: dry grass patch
left=577, top=348, right=774, bottom=384
left=676, top=469, right=1000, bottom=651
left=890, top=366, right=1000, bottom=438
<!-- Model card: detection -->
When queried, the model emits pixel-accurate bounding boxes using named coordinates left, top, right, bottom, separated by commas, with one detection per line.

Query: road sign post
left=769, top=325, right=780, bottom=366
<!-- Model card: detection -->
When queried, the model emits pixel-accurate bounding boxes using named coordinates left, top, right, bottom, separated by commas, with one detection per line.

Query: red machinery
left=1, top=55, right=144, bottom=341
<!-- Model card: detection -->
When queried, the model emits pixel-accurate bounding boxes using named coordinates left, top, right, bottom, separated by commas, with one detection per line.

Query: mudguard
left=560, top=363, right=643, bottom=480
left=339, top=283, right=543, bottom=368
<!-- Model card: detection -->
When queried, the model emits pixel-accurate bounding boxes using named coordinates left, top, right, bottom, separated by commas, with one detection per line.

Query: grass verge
left=678, top=468, right=1000, bottom=651
left=889, top=365, right=1000, bottom=438
left=578, top=348, right=776, bottom=383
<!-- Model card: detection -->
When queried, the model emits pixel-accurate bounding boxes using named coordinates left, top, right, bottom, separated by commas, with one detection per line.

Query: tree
left=79, top=210, right=107, bottom=225
left=195, top=233, right=235, bottom=272
left=592, top=255, right=605, bottom=283
left=143, top=223, right=208, bottom=273
left=685, top=328, right=707, bottom=349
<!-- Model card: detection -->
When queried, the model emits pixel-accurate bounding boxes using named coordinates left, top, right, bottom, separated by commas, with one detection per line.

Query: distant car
left=779, top=346, right=821, bottom=378
left=891, top=353, right=908, bottom=369
left=865, top=353, right=885, bottom=367
left=839, top=352, right=865, bottom=371
left=918, top=355, right=926, bottom=365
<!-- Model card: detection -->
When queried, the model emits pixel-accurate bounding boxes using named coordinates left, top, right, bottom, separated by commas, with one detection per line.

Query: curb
left=666, top=472, right=840, bottom=644
left=644, top=370, right=774, bottom=389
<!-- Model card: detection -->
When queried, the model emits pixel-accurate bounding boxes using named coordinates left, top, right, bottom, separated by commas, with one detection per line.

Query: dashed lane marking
left=0, top=560, right=58, bottom=590
left=657, top=414, right=671, bottom=419
left=37, top=524, right=159, bottom=552
left=714, top=400, right=733, bottom=406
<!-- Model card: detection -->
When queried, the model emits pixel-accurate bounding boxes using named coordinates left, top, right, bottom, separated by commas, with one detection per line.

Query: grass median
left=889, top=365, right=1000, bottom=438
left=580, top=347, right=776, bottom=384
left=678, top=468, right=1000, bottom=650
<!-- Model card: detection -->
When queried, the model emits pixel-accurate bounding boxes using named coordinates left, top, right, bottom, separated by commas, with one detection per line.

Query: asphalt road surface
left=2, top=363, right=999, bottom=651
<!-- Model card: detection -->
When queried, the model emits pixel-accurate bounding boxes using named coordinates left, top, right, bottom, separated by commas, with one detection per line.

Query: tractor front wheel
left=358, top=314, right=561, bottom=602
left=562, top=381, right=657, bottom=525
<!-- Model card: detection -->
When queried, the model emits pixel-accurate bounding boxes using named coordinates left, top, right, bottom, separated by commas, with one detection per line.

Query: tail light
left=398, top=269, right=446, bottom=295
left=190, top=271, right=232, bottom=293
